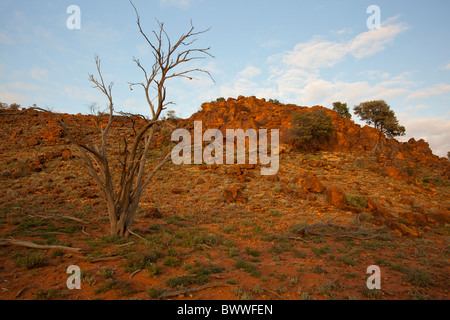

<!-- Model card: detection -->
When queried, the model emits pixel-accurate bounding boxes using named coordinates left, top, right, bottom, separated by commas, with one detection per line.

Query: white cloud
left=64, top=85, right=103, bottom=103
left=358, top=70, right=391, bottom=81
left=398, top=113, right=450, bottom=157
left=406, top=83, right=450, bottom=100
left=404, top=104, right=429, bottom=111
left=30, top=66, right=49, bottom=82
left=159, top=0, right=196, bottom=9
left=278, top=17, right=410, bottom=70
left=0, top=84, right=28, bottom=105
left=0, top=31, right=14, bottom=46
left=239, top=66, right=262, bottom=79
left=349, top=18, right=410, bottom=58
left=442, top=63, right=450, bottom=70
left=282, top=38, right=348, bottom=69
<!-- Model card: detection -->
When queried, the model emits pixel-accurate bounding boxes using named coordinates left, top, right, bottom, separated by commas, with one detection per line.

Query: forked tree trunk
left=106, top=196, right=142, bottom=238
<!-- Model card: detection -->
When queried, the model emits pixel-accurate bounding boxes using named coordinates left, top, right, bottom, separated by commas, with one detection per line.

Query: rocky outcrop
left=184, top=96, right=449, bottom=181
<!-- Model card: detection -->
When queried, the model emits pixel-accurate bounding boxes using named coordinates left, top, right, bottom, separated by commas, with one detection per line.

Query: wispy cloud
left=239, top=66, right=262, bottom=79
left=30, top=66, right=49, bottom=82
left=398, top=113, right=450, bottom=157
left=441, top=63, right=450, bottom=71
left=277, top=17, right=410, bottom=70
left=0, top=31, right=14, bottom=46
left=404, top=104, right=429, bottom=111
left=406, top=83, right=450, bottom=100
left=159, top=0, right=197, bottom=9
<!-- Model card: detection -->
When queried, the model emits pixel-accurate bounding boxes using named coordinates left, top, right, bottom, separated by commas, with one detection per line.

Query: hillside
left=0, top=98, right=449, bottom=300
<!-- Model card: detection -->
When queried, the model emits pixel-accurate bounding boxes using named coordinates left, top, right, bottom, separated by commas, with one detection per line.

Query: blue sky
left=1, top=0, right=449, bottom=156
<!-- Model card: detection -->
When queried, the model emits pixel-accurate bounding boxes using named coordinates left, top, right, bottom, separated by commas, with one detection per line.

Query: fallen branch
left=308, top=231, right=383, bottom=241
left=81, top=226, right=90, bottom=237
left=0, top=239, right=82, bottom=253
left=129, top=269, right=142, bottom=280
left=28, top=214, right=92, bottom=225
left=128, top=229, right=146, bottom=241
left=88, top=255, right=124, bottom=263
left=287, top=236, right=310, bottom=243
left=263, top=288, right=287, bottom=300
left=15, top=287, right=27, bottom=299
left=158, top=282, right=232, bottom=299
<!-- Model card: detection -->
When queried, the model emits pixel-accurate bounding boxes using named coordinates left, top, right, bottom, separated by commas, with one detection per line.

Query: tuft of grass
left=183, top=232, right=224, bottom=248
left=165, top=274, right=210, bottom=289
left=312, top=245, right=332, bottom=258
left=318, top=280, right=343, bottom=297
left=15, top=251, right=47, bottom=270
left=245, top=247, right=261, bottom=257
left=345, top=194, right=368, bottom=209
left=147, top=287, right=166, bottom=299
left=339, top=255, right=356, bottom=267
left=390, top=264, right=408, bottom=273
left=188, top=264, right=225, bottom=276
left=311, top=264, right=328, bottom=274
left=35, top=288, right=58, bottom=300
left=231, top=287, right=253, bottom=300
left=234, top=259, right=261, bottom=277
left=97, top=268, right=114, bottom=279
left=406, top=268, right=435, bottom=287
left=124, top=251, right=163, bottom=273
left=362, top=286, right=382, bottom=299
left=94, top=278, right=134, bottom=297
left=163, top=257, right=181, bottom=267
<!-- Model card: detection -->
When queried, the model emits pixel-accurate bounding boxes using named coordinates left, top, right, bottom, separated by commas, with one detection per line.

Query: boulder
left=301, top=174, right=325, bottom=193
left=325, top=186, right=347, bottom=208
left=223, top=185, right=247, bottom=203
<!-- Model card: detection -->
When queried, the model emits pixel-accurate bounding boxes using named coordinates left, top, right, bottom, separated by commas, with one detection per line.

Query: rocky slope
left=186, top=96, right=449, bottom=178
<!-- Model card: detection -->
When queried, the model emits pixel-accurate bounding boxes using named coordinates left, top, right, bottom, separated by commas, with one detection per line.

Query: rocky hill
left=0, top=98, right=449, bottom=300
left=185, top=96, right=450, bottom=182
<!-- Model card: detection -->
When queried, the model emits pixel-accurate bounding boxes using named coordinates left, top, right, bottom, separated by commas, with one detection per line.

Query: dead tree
left=40, top=1, right=214, bottom=237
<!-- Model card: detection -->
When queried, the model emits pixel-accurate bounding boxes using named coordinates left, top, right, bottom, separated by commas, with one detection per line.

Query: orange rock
left=301, top=174, right=325, bottom=194
left=325, top=186, right=347, bottom=208
left=425, top=212, right=450, bottom=225
left=390, top=221, right=422, bottom=238
left=223, top=185, right=247, bottom=203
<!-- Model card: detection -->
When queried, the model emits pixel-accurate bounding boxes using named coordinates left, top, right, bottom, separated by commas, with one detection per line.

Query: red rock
left=302, top=174, right=325, bottom=193
left=145, top=207, right=163, bottom=219
left=265, top=174, right=279, bottom=182
left=398, top=211, right=428, bottom=227
left=223, top=185, right=247, bottom=203
left=325, top=186, right=347, bottom=208
left=390, top=221, right=422, bottom=238
left=61, top=149, right=73, bottom=161
left=425, top=212, right=450, bottom=225
left=39, top=125, right=65, bottom=143
left=171, top=188, right=184, bottom=194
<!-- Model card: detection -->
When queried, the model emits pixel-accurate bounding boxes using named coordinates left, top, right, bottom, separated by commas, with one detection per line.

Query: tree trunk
left=108, top=203, right=139, bottom=238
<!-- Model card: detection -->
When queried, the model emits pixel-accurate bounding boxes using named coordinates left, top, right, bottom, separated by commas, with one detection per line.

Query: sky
left=1, top=0, right=449, bottom=157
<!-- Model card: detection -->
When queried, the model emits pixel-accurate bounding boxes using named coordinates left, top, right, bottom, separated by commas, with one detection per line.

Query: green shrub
left=165, top=274, right=210, bottom=288
left=345, top=194, right=368, bottom=209
left=147, top=287, right=165, bottom=299
left=163, top=257, right=181, bottom=267
left=234, top=259, right=261, bottom=277
left=406, top=268, right=435, bottom=287
left=289, top=109, right=334, bottom=151
left=15, top=251, right=47, bottom=269
left=268, top=99, right=281, bottom=105
left=124, top=251, right=163, bottom=272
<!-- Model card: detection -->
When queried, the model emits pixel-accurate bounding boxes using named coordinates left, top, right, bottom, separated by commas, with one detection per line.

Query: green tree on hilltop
left=332, top=102, right=352, bottom=119
left=354, top=100, right=405, bottom=139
